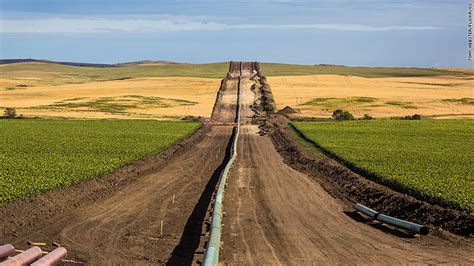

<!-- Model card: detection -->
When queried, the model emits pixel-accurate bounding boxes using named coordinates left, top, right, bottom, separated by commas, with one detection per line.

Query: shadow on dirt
left=343, top=211, right=415, bottom=239
left=167, top=127, right=237, bottom=265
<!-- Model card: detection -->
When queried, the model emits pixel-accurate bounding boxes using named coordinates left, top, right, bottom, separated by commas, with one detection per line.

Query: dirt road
left=1, top=126, right=232, bottom=264
left=219, top=62, right=473, bottom=264
left=221, top=125, right=473, bottom=264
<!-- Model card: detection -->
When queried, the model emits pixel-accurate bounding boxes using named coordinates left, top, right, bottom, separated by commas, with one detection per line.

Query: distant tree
left=402, top=114, right=421, bottom=120
left=332, top=109, right=354, bottom=120
left=3, top=107, right=17, bottom=119
left=362, top=114, right=374, bottom=120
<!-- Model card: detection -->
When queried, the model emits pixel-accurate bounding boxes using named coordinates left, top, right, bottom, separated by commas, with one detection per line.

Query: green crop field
left=0, top=119, right=200, bottom=202
left=291, top=120, right=474, bottom=211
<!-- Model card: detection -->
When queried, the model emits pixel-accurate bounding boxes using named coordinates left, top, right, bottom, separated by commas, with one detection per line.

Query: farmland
left=0, top=62, right=461, bottom=86
left=269, top=75, right=474, bottom=119
left=0, top=77, right=221, bottom=119
left=0, top=62, right=474, bottom=120
left=0, top=119, right=200, bottom=202
left=291, top=120, right=474, bottom=211
left=1, top=62, right=472, bottom=120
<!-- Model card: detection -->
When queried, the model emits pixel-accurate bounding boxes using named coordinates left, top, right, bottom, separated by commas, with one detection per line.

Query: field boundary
left=0, top=123, right=206, bottom=241
left=269, top=122, right=473, bottom=236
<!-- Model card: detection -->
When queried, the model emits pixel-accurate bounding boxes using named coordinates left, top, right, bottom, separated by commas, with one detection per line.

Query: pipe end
left=419, top=226, right=429, bottom=236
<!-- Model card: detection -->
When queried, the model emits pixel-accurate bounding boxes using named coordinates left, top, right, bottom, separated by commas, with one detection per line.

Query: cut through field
left=1, top=61, right=473, bottom=264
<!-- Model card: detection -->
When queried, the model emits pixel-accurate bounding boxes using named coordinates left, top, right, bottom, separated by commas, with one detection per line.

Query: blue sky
left=0, top=0, right=472, bottom=67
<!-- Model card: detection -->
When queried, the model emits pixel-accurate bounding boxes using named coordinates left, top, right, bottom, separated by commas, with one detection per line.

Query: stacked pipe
left=202, top=62, right=242, bottom=266
left=0, top=244, right=67, bottom=266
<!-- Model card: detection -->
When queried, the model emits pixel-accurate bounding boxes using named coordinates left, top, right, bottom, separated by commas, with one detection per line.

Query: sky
left=0, top=0, right=472, bottom=67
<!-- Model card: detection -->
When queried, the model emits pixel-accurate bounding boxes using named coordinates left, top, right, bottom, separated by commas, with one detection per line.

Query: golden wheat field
left=268, top=75, right=474, bottom=119
left=1, top=64, right=473, bottom=119
left=0, top=77, right=221, bottom=119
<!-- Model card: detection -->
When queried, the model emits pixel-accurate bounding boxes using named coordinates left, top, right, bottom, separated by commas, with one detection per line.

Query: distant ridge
left=0, top=59, right=181, bottom=67
left=117, top=60, right=181, bottom=66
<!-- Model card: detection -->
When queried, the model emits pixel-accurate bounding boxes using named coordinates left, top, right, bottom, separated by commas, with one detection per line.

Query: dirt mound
left=266, top=114, right=290, bottom=125
left=276, top=106, right=300, bottom=116
left=270, top=124, right=474, bottom=236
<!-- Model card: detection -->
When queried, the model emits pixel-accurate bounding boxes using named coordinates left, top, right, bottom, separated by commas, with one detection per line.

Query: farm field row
left=291, top=120, right=474, bottom=211
left=0, top=119, right=200, bottom=202
left=269, top=75, right=474, bottom=119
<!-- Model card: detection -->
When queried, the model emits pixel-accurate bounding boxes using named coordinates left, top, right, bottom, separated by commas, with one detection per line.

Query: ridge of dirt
left=269, top=123, right=474, bottom=237
left=0, top=124, right=206, bottom=239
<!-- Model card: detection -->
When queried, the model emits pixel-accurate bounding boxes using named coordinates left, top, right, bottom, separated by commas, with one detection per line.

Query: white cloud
left=0, top=18, right=442, bottom=33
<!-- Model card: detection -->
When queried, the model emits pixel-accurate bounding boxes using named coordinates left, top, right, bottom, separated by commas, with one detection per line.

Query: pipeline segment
left=0, top=245, right=15, bottom=260
left=202, top=62, right=242, bottom=266
left=353, top=203, right=429, bottom=235
left=31, top=247, right=67, bottom=266
left=0, top=246, right=42, bottom=266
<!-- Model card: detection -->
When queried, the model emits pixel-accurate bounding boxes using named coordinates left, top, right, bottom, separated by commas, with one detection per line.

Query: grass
left=286, top=124, right=326, bottom=159
left=0, top=62, right=464, bottom=87
left=384, top=101, right=417, bottom=109
left=260, top=63, right=460, bottom=78
left=291, top=120, right=474, bottom=211
left=302, top=97, right=378, bottom=107
left=0, top=62, right=229, bottom=83
left=442, top=98, right=474, bottom=105
left=31, top=95, right=198, bottom=115
left=0, top=119, right=200, bottom=202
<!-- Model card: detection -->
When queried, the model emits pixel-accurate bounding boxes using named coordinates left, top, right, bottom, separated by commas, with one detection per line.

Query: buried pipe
left=0, top=245, right=15, bottom=260
left=353, top=203, right=429, bottom=235
left=31, top=247, right=67, bottom=266
left=0, top=246, right=42, bottom=266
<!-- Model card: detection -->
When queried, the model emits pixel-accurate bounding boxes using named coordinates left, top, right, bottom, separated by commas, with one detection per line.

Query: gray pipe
left=353, top=203, right=429, bottom=235
left=353, top=203, right=378, bottom=219
left=377, top=214, right=429, bottom=235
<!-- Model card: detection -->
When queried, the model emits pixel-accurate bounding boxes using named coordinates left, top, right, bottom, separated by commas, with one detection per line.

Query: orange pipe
left=31, top=247, right=67, bottom=266
left=1, top=246, right=42, bottom=266
left=0, top=244, right=15, bottom=260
